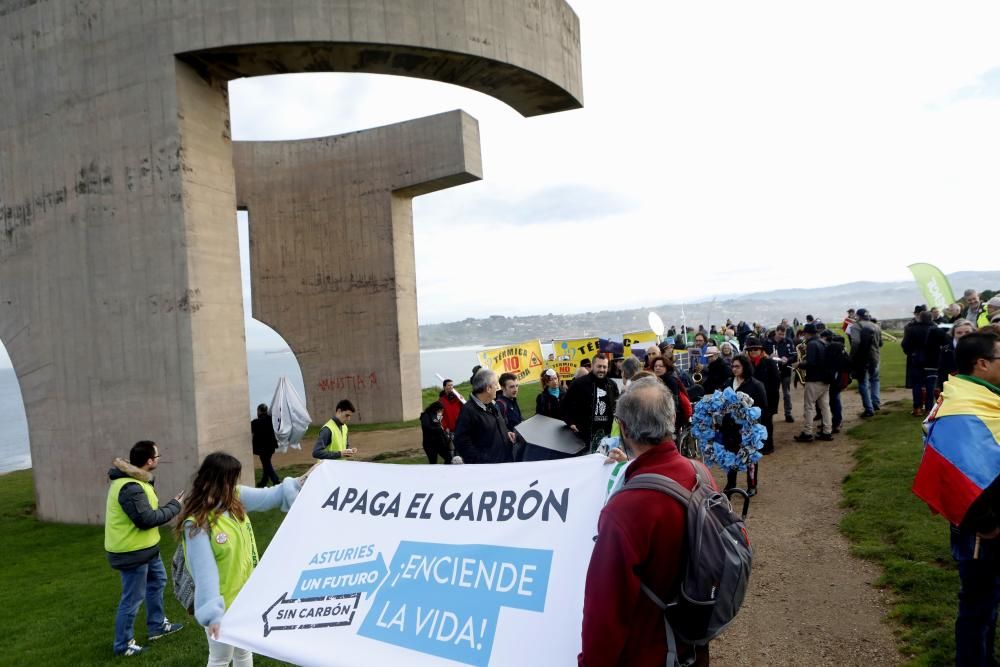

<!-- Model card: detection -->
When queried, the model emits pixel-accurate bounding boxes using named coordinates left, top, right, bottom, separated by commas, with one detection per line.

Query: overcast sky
left=4, top=1, right=1000, bottom=368
left=229, top=0, right=1000, bottom=333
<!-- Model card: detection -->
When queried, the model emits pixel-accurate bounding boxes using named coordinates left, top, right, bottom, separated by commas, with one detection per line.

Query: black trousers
left=256, top=452, right=280, bottom=486
left=726, top=463, right=758, bottom=491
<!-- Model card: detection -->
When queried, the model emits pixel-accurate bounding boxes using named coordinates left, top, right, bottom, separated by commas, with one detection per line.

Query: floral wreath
left=691, top=387, right=767, bottom=471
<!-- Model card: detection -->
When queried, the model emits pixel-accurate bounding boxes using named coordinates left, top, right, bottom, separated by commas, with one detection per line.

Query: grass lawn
left=0, top=455, right=423, bottom=666
left=840, top=401, right=965, bottom=665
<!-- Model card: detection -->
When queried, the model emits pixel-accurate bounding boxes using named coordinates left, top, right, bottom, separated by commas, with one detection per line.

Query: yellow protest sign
left=623, top=330, right=658, bottom=357
left=549, top=338, right=601, bottom=380
left=477, top=340, right=546, bottom=384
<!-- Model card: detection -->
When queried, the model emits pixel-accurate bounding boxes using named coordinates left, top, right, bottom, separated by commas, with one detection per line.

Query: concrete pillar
left=0, top=0, right=582, bottom=524
left=234, top=111, right=482, bottom=424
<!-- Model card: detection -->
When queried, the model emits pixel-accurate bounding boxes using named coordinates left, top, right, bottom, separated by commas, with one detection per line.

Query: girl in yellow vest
left=177, top=452, right=306, bottom=666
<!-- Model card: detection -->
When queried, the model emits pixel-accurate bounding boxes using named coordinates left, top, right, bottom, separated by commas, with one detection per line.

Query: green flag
left=907, top=263, right=956, bottom=310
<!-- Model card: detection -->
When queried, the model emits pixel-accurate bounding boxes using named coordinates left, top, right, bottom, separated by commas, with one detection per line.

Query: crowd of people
left=409, top=311, right=870, bottom=498
left=103, top=288, right=1000, bottom=665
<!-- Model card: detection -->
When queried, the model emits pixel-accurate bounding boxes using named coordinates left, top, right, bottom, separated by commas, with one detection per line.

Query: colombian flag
left=912, top=375, right=1000, bottom=526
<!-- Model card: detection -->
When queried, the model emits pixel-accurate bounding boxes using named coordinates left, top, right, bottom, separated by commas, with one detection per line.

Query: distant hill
left=418, top=271, right=1000, bottom=349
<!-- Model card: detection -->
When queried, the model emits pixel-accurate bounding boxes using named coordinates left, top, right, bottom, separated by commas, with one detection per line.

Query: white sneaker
left=117, top=639, right=144, bottom=657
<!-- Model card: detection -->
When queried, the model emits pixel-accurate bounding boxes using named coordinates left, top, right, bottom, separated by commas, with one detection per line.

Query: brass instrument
left=792, top=341, right=807, bottom=383
left=691, top=361, right=705, bottom=385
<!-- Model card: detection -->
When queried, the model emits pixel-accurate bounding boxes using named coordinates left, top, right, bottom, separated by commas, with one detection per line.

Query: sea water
left=0, top=345, right=491, bottom=474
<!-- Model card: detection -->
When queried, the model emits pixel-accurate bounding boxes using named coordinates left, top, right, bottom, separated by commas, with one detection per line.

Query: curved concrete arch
left=235, top=110, right=482, bottom=425
left=0, top=0, right=582, bottom=523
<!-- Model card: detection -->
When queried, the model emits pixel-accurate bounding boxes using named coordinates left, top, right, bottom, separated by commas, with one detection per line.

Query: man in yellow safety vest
left=312, top=399, right=359, bottom=460
left=104, top=440, right=185, bottom=657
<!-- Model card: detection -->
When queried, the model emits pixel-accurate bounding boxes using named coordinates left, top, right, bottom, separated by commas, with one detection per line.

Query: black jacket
left=938, top=341, right=958, bottom=387
left=453, top=398, right=513, bottom=464
left=735, top=377, right=768, bottom=416
left=251, top=415, right=278, bottom=456
left=902, top=320, right=934, bottom=368
left=106, top=466, right=181, bottom=570
left=721, top=377, right=768, bottom=454
left=774, top=338, right=797, bottom=378
left=749, top=357, right=780, bottom=416
left=495, top=394, right=523, bottom=430
left=420, top=410, right=449, bottom=455
left=922, top=326, right=948, bottom=370
left=536, top=389, right=563, bottom=419
left=702, top=358, right=733, bottom=395
left=803, top=337, right=831, bottom=383
left=561, top=372, right=620, bottom=452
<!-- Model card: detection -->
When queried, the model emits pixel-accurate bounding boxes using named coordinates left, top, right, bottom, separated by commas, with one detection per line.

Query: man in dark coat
left=902, top=306, right=934, bottom=416
left=745, top=338, right=780, bottom=454
left=773, top=325, right=797, bottom=422
left=494, top=372, right=524, bottom=430
left=562, top=353, right=620, bottom=453
left=701, top=346, right=733, bottom=395
left=453, top=369, right=513, bottom=464
left=251, top=403, right=280, bottom=487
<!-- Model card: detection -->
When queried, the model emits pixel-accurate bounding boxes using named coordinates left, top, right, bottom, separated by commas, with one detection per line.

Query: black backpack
left=617, top=460, right=753, bottom=666
left=851, top=325, right=876, bottom=379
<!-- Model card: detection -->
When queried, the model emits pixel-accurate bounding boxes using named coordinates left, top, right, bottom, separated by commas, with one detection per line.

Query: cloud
left=417, top=184, right=631, bottom=228
left=929, top=67, right=1000, bottom=109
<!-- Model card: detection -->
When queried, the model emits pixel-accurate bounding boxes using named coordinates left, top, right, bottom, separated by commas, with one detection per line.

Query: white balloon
left=648, top=311, right=665, bottom=336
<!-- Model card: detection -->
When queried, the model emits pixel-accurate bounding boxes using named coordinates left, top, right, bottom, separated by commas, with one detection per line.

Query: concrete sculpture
left=234, top=111, right=482, bottom=425
left=0, top=0, right=582, bottom=523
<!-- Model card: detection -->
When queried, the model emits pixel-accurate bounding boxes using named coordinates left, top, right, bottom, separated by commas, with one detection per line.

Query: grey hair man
left=963, top=289, right=985, bottom=325
left=452, top=369, right=512, bottom=464
left=579, top=377, right=709, bottom=665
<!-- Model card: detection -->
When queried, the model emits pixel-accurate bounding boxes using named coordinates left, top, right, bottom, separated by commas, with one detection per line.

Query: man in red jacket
left=439, top=379, right=463, bottom=434
left=579, top=376, right=711, bottom=666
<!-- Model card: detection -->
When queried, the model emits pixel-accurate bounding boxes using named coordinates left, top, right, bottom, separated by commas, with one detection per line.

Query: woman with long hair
left=724, top=354, right=767, bottom=495
left=177, top=452, right=306, bottom=666
left=650, top=355, right=692, bottom=434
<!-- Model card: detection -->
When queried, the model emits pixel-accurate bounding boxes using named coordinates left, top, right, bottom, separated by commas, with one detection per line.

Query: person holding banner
left=580, top=377, right=709, bottom=667
left=453, top=368, right=514, bottom=464
left=177, top=452, right=305, bottom=667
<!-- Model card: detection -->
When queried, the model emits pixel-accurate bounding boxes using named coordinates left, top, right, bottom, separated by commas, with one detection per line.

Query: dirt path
left=266, top=387, right=907, bottom=665
left=268, top=428, right=423, bottom=467
left=709, top=386, right=906, bottom=666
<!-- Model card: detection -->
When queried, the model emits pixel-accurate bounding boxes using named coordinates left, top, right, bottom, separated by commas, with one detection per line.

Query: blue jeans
left=952, top=528, right=1000, bottom=666
left=857, top=363, right=881, bottom=413
left=113, top=556, right=167, bottom=654
left=829, top=383, right=843, bottom=428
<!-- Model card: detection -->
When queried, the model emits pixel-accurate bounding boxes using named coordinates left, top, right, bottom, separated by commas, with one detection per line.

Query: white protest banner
left=219, top=456, right=613, bottom=667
